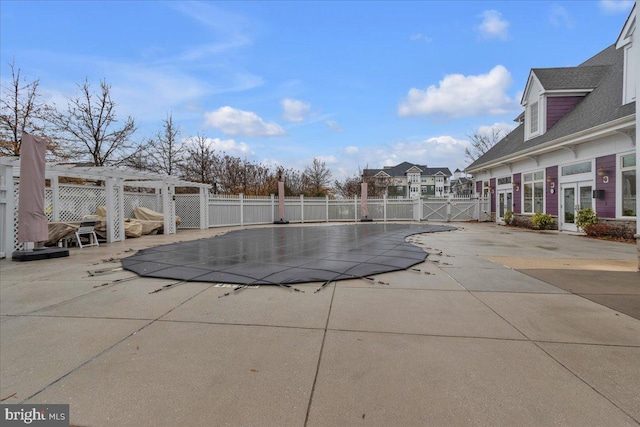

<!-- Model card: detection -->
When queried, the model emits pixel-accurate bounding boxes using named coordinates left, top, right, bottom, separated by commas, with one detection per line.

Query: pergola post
left=51, top=174, right=60, bottom=221
left=199, top=187, right=209, bottom=230
left=1, top=161, right=16, bottom=257
left=162, top=183, right=176, bottom=235
left=105, top=177, right=125, bottom=243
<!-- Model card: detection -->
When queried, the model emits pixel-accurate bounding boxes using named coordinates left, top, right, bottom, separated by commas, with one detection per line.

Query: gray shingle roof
left=364, top=161, right=452, bottom=177
left=468, top=43, right=635, bottom=171
left=532, top=65, right=610, bottom=91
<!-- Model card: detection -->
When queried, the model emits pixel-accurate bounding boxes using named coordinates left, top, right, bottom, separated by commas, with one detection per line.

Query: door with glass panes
left=497, top=190, right=512, bottom=224
left=560, top=182, right=593, bottom=232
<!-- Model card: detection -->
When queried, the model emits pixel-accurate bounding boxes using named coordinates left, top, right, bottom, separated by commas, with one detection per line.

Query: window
left=497, top=177, right=512, bottom=185
left=523, top=171, right=544, bottom=214
left=529, top=101, right=539, bottom=135
left=561, top=161, right=591, bottom=176
left=621, top=153, right=636, bottom=217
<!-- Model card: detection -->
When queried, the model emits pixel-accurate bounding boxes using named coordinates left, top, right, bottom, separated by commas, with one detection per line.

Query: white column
left=105, top=177, right=116, bottom=243
left=162, top=183, right=176, bottom=234
left=51, top=174, right=60, bottom=221
left=300, top=194, right=305, bottom=223
left=200, top=187, right=209, bottom=230
left=1, top=163, right=15, bottom=257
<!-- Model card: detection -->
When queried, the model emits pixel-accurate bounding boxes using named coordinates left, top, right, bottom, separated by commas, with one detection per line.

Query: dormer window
left=529, top=101, right=539, bottom=135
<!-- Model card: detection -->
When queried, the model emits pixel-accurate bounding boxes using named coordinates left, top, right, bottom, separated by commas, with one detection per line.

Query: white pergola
left=0, top=157, right=210, bottom=257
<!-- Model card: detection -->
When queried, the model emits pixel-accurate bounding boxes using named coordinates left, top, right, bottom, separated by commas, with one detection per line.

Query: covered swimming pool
left=122, top=223, right=455, bottom=286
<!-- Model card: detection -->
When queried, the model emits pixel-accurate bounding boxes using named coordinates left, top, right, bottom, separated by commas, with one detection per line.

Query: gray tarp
left=122, top=223, right=455, bottom=285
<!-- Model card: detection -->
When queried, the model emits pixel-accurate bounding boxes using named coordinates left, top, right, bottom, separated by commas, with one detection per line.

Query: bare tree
left=147, top=113, right=183, bottom=175
left=0, top=60, right=60, bottom=158
left=333, top=174, right=362, bottom=198
left=465, top=127, right=508, bottom=164
left=180, top=134, right=216, bottom=186
left=304, top=158, right=332, bottom=196
left=361, top=167, right=393, bottom=197
left=50, top=78, right=136, bottom=166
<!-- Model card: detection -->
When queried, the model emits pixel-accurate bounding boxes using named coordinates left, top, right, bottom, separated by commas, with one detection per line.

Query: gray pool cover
left=121, top=223, right=455, bottom=286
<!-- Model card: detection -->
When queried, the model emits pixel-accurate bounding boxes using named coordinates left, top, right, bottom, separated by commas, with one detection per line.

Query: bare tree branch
left=0, top=60, right=60, bottom=158
left=50, top=78, right=136, bottom=166
left=465, top=127, right=508, bottom=164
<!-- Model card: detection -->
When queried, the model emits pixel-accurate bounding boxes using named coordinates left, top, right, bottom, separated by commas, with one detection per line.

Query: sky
left=0, top=0, right=635, bottom=180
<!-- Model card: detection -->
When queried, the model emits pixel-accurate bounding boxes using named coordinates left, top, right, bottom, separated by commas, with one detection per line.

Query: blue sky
left=0, top=0, right=635, bottom=180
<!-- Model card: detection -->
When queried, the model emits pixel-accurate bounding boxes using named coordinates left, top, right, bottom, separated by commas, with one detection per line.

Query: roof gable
left=616, top=4, right=636, bottom=49
left=532, top=66, right=609, bottom=92
left=467, top=43, right=634, bottom=172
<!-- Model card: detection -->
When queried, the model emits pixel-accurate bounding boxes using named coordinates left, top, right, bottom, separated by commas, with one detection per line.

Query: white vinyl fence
left=206, top=194, right=489, bottom=228
left=0, top=167, right=489, bottom=258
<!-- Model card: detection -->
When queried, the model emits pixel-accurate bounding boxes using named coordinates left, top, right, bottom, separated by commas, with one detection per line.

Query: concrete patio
left=1, top=222, right=639, bottom=426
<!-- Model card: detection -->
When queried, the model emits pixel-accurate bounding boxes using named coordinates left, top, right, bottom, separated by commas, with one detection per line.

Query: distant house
left=466, top=5, right=636, bottom=231
left=450, top=169, right=474, bottom=196
left=363, top=162, right=452, bottom=198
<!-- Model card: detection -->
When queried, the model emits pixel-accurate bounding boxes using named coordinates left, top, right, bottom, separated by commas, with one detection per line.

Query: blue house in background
left=466, top=5, right=636, bottom=232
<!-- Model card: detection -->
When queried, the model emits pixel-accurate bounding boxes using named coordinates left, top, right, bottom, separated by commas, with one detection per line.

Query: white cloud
left=317, top=155, right=338, bottom=164
left=344, top=146, right=359, bottom=155
left=598, top=0, right=634, bottom=14
left=204, top=106, right=285, bottom=137
left=398, top=65, right=515, bottom=118
left=477, top=122, right=516, bottom=139
left=410, top=33, right=433, bottom=43
left=477, top=10, right=510, bottom=40
left=549, top=4, right=575, bottom=29
left=281, top=98, right=311, bottom=122
left=325, top=120, right=344, bottom=132
left=183, top=136, right=254, bottom=156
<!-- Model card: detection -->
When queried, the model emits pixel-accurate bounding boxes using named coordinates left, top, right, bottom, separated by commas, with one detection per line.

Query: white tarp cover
left=18, top=133, right=48, bottom=243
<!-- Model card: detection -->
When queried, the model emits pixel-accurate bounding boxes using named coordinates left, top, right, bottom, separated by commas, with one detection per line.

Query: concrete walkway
left=1, top=223, right=639, bottom=426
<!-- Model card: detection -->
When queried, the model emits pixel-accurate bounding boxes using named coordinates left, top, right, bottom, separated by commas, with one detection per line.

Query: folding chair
left=75, top=219, right=99, bottom=248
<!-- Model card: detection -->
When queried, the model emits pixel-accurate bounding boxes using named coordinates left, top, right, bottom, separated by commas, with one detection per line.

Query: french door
left=497, top=190, right=512, bottom=224
left=560, top=182, right=593, bottom=232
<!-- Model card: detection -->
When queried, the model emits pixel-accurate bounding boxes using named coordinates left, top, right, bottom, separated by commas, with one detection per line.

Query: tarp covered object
left=122, top=223, right=455, bottom=285
left=18, top=133, right=48, bottom=243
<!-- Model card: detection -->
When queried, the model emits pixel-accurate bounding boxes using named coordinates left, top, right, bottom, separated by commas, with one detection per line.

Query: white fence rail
left=0, top=180, right=488, bottom=258
left=207, top=194, right=487, bottom=228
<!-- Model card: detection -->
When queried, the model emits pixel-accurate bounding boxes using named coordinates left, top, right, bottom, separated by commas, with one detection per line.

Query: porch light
left=597, top=166, right=609, bottom=183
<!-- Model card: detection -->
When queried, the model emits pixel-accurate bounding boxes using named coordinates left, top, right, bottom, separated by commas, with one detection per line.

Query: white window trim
left=617, top=151, right=637, bottom=218
left=558, top=159, right=595, bottom=184
left=521, top=170, right=545, bottom=215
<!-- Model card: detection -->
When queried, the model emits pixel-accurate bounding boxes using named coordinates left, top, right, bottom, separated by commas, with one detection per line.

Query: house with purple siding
left=466, top=5, right=637, bottom=233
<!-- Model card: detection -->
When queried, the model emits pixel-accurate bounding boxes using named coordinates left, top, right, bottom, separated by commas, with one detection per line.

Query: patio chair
left=74, top=219, right=99, bottom=248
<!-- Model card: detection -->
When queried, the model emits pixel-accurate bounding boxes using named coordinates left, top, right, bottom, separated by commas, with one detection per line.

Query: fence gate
left=449, top=199, right=477, bottom=221
left=422, top=199, right=448, bottom=221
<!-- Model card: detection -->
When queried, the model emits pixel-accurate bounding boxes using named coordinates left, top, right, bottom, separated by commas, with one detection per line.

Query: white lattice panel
left=175, top=194, right=200, bottom=228
left=13, top=182, right=22, bottom=251
left=45, top=188, right=53, bottom=221
left=58, top=185, right=107, bottom=221
left=123, top=193, right=161, bottom=218
left=111, top=185, right=122, bottom=241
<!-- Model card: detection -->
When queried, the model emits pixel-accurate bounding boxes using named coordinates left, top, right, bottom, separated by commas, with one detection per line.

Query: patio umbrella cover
left=17, top=133, right=48, bottom=243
